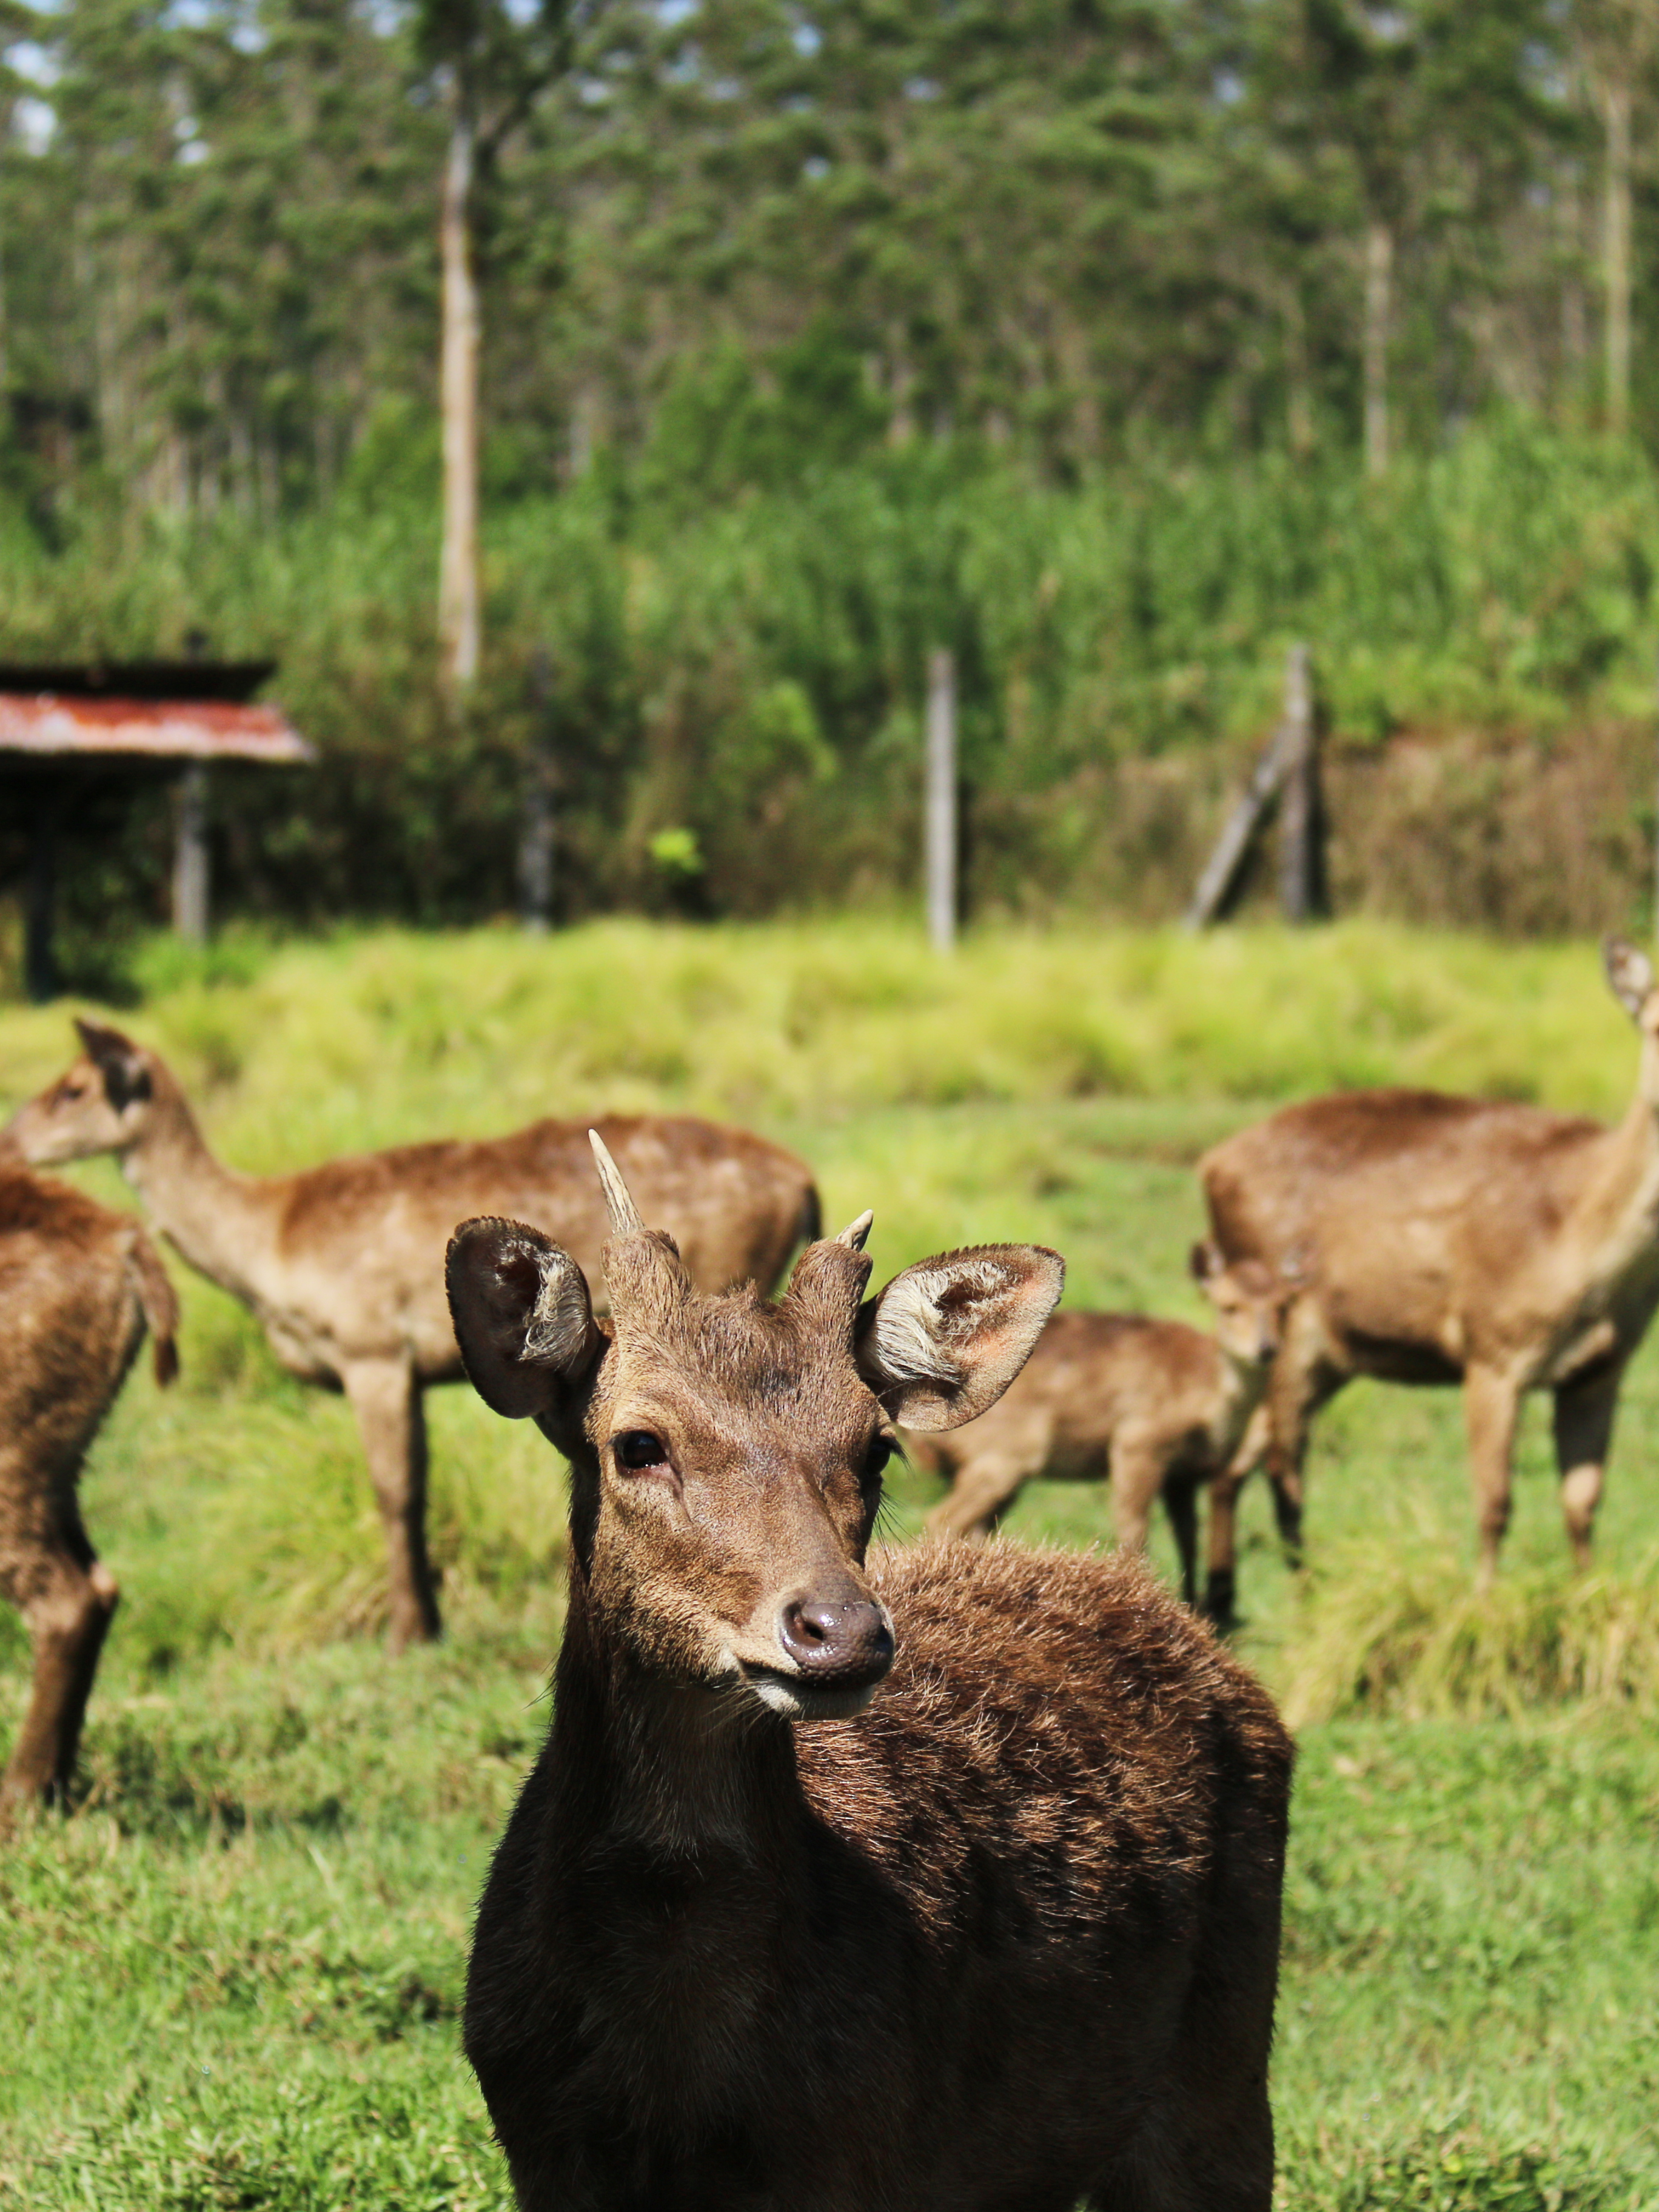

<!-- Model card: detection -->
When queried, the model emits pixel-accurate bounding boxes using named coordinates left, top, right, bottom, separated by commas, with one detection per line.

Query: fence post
left=926, top=646, right=957, bottom=951
left=520, top=648, right=557, bottom=934
left=1276, top=642, right=1327, bottom=922
left=173, top=765, right=210, bottom=943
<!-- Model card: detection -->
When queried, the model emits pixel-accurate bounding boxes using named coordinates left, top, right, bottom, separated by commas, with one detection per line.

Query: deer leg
left=925, top=1450, right=1033, bottom=1541
left=1162, top=1478, right=1201, bottom=1609
left=1109, top=1431, right=1170, bottom=1561
left=1201, top=1405, right=1267, bottom=1627
left=343, top=1358, right=441, bottom=1650
left=1552, top=1361, right=1621, bottom=1571
left=1463, top=1364, right=1522, bottom=1590
left=1, top=1522, right=119, bottom=1813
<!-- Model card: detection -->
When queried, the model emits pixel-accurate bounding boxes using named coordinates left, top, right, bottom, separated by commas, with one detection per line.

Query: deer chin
left=732, top=1661, right=884, bottom=1723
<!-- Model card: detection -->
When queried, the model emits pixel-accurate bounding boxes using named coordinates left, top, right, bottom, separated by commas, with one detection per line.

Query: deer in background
left=919, top=1242, right=1294, bottom=1610
left=6, top=1020, right=819, bottom=1651
left=1, top=1161, right=178, bottom=1813
left=1199, top=938, right=1659, bottom=1619
left=445, top=1137, right=1292, bottom=2211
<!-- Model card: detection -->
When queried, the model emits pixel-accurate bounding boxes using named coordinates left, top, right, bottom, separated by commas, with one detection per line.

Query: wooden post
left=1185, top=641, right=1322, bottom=930
left=173, top=763, right=209, bottom=943
left=1276, top=642, right=1326, bottom=922
left=926, top=647, right=957, bottom=951
left=520, top=649, right=557, bottom=934
left=24, top=789, right=58, bottom=1004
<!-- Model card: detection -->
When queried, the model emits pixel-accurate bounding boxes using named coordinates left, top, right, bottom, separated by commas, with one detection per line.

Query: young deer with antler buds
left=446, top=1138, right=1292, bottom=2212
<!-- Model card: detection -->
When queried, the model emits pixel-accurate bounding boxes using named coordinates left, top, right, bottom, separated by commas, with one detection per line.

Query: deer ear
left=74, top=1018, right=152, bottom=1111
left=1604, top=937, right=1656, bottom=1023
left=855, top=1244, right=1064, bottom=1432
left=446, top=1217, right=602, bottom=1420
left=1190, top=1239, right=1221, bottom=1283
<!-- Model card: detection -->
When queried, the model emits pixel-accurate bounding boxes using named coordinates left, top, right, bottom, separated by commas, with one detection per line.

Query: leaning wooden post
left=925, top=646, right=957, bottom=951
left=1276, top=642, right=1326, bottom=922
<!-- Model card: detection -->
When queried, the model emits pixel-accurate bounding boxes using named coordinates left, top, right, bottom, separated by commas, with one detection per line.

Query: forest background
left=5, top=0, right=1659, bottom=974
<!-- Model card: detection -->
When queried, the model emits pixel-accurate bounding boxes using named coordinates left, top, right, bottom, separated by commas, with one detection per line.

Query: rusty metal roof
left=0, top=687, right=313, bottom=767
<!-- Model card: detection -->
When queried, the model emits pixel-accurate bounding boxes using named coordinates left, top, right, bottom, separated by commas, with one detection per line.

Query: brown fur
left=1198, top=938, right=1659, bottom=1613
left=445, top=1174, right=1292, bottom=2211
left=0, top=1166, right=178, bottom=1812
left=5, top=1024, right=819, bottom=1650
left=918, top=1250, right=1292, bottom=1610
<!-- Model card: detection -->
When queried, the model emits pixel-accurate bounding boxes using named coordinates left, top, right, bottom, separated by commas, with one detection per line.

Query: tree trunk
left=1602, top=76, right=1632, bottom=440
left=1284, top=284, right=1313, bottom=460
left=439, top=109, right=481, bottom=690
left=1363, top=218, right=1393, bottom=481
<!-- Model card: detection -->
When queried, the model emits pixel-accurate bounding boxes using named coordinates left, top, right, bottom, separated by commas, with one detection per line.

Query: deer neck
left=549, top=1569, right=799, bottom=1872
left=118, top=1086, right=281, bottom=1302
left=1570, top=1035, right=1659, bottom=1263
left=1215, top=1346, right=1270, bottom=1447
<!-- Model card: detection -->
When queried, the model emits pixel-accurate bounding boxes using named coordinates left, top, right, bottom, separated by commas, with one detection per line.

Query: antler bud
left=834, top=1210, right=874, bottom=1252
left=589, top=1130, right=646, bottom=1236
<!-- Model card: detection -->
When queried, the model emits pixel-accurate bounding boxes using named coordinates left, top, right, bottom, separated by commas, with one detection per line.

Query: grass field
left=2, top=920, right=1657, bottom=2209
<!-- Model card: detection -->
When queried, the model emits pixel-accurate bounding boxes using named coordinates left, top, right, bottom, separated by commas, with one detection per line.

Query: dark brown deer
left=1198, top=937, right=1659, bottom=1618
left=917, top=1243, right=1293, bottom=1609
left=0, top=1162, right=178, bottom=1814
left=445, top=1138, right=1292, bottom=2211
left=6, top=1020, right=819, bottom=1651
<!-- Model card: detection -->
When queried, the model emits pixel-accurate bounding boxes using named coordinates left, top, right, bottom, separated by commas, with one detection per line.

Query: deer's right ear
left=446, top=1218, right=602, bottom=1420
left=74, top=1018, right=152, bottom=1111
left=1604, top=937, right=1656, bottom=1023
left=855, top=1244, right=1064, bottom=1432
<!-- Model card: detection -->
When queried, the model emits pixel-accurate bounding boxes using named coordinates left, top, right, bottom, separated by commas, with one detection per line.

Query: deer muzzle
left=739, top=1590, right=896, bottom=1721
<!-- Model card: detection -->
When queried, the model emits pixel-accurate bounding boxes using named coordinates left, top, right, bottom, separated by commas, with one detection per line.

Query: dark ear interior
left=1189, top=1239, right=1219, bottom=1283
left=74, top=1018, right=152, bottom=1111
left=1603, top=937, right=1656, bottom=1024
left=446, top=1217, right=600, bottom=1421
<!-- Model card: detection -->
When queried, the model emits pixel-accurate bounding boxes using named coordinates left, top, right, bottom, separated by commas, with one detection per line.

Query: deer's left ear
left=855, top=1244, right=1064, bottom=1432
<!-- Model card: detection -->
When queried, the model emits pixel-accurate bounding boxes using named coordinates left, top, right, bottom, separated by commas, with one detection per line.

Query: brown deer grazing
left=1199, top=937, right=1659, bottom=1618
left=917, top=1243, right=1293, bottom=1609
left=445, top=1138, right=1293, bottom=2212
left=5, top=1021, right=819, bottom=1651
left=0, top=1162, right=178, bottom=1813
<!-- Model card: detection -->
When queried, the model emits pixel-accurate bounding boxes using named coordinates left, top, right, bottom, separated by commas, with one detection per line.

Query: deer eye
left=613, top=1430, right=669, bottom=1471
left=862, top=1434, right=896, bottom=1487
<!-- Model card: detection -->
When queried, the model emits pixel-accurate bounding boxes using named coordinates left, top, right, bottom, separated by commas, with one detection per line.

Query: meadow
left=1, top=918, right=1657, bottom=2210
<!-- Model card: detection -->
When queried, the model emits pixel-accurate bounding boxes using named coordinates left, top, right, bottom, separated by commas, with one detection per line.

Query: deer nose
left=777, top=1595, right=894, bottom=1686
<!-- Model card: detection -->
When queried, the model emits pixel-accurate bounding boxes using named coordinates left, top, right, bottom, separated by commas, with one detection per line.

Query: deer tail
left=128, top=1228, right=181, bottom=1387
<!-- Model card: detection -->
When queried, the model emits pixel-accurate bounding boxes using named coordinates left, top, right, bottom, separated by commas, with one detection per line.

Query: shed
left=0, top=661, right=313, bottom=1001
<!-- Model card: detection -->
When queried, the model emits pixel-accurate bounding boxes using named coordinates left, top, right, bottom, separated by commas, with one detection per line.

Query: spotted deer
left=918, top=1242, right=1294, bottom=1610
left=0, top=1162, right=178, bottom=1813
left=444, top=1138, right=1292, bottom=2211
left=6, top=1020, right=819, bottom=1650
left=1199, top=937, right=1659, bottom=1617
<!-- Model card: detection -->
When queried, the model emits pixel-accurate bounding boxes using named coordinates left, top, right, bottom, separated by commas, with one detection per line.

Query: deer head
left=5, top=1021, right=160, bottom=1166
left=1190, top=1240, right=1298, bottom=1367
left=447, top=1136, right=1064, bottom=1721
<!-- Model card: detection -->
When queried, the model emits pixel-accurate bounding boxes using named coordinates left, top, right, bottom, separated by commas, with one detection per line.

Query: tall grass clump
left=1275, top=1544, right=1659, bottom=1729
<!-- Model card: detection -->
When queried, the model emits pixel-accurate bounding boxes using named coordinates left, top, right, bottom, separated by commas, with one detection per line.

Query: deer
left=917, top=1242, right=1294, bottom=1610
left=1197, top=936, right=1659, bottom=1620
left=444, top=1134, right=1293, bottom=2212
left=5, top=1019, right=820, bottom=1652
left=0, top=1160, right=178, bottom=1814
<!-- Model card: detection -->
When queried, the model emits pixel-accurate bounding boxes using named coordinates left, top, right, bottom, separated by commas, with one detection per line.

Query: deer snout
left=777, top=1593, right=895, bottom=1689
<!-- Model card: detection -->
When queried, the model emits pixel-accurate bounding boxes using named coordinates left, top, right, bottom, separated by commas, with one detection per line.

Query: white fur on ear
left=856, top=1244, right=1065, bottom=1431
left=1604, top=937, right=1656, bottom=1022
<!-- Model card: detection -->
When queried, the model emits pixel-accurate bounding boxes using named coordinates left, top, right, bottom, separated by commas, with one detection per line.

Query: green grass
left=2, top=920, right=1658, bottom=2207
